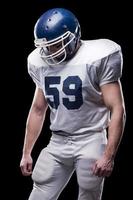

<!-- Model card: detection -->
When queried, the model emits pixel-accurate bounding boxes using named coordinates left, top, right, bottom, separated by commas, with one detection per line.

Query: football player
left=20, top=8, right=126, bottom=200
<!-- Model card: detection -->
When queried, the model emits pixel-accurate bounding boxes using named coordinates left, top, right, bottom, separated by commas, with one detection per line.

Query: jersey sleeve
left=27, top=57, right=42, bottom=89
left=98, top=47, right=123, bottom=86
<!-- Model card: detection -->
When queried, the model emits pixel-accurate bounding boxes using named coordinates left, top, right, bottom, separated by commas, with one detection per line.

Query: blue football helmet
left=34, top=8, right=81, bottom=65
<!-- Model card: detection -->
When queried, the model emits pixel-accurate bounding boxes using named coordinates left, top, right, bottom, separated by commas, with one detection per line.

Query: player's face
left=40, top=39, right=68, bottom=65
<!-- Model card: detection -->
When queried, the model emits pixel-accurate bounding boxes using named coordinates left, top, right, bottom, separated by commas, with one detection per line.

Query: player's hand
left=92, top=155, right=114, bottom=177
left=20, top=154, right=33, bottom=176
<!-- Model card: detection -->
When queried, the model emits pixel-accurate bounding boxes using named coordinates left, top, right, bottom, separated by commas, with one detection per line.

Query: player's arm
left=20, top=86, right=48, bottom=176
left=93, top=81, right=126, bottom=177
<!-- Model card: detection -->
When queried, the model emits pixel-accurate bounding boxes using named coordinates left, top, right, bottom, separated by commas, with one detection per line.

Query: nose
left=49, top=43, right=62, bottom=53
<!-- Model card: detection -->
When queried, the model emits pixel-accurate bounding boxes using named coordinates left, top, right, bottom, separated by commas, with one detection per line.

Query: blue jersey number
left=45, top=76, right=60, bottom=109
left=45, top=76, right=83, bottom=110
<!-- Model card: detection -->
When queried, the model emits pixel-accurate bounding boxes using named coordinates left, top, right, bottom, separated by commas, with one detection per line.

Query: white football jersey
left=28, top=39, right=123, bottom=136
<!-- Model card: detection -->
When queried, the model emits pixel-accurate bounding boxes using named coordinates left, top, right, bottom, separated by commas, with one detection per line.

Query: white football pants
left=28, top=130, right=107, bottom=200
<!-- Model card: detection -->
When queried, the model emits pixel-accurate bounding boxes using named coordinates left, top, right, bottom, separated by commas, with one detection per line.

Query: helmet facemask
left=34, top=31, right=76, bottom=65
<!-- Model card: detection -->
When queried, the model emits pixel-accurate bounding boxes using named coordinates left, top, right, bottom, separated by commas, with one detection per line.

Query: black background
left=5, top=0, right=131, bottom=199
